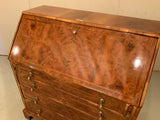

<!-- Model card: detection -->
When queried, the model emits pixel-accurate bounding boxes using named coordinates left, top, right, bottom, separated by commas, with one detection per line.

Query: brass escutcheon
left=72, top=29, right=77, bottom=34
left=72, top=26, right=79, bottom=35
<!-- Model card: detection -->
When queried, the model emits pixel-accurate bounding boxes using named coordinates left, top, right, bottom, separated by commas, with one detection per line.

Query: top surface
left=23, top=5, right=160, bottom=37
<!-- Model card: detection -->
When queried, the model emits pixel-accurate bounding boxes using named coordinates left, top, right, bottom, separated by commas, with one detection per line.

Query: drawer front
left=24, top=87, right=126, bottom=120
left=21, top=82, right=99, bottom=117
left=25, top=99, right=68, bottom=120
left=17, top=65, right=127, bottom=115
left=25, top=96, right=96, bottom=120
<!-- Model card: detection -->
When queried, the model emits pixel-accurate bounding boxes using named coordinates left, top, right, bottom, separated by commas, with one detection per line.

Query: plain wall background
left=0, top=0, right=160, bottom=70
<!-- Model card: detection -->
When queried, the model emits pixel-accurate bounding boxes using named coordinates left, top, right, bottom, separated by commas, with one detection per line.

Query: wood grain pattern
left=25, top=97, right=96, bottom=120
left=9, top=15, right=158, bottom=106
left=24, top=90, right=126, bottom=120
left=24, top=99, right=67, bottom=120
left=8, top=6, right=160, bottom=120
left=17, top=64, right=127, bottom=115
left=23, top=6, right=160, bottom=37
left=139, top=37, right=160, bottom=107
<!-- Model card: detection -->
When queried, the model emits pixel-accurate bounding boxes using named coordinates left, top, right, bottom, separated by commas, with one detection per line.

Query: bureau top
left=23, top=5, right=160, bottom=37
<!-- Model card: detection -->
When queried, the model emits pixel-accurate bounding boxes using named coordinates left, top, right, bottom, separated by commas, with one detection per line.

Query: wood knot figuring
left=128, top=42, right=135, bottom=51
left=30, top=24, right=36, bottom=30
left=128, top=43, right=135, bottom=48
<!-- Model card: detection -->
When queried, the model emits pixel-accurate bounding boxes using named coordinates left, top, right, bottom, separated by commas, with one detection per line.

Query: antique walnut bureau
left=8, top=6, right=160, bottom=120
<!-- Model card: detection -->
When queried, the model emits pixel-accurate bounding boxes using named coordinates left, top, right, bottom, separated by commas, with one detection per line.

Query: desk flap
left=9, top=13, right=158, bottom=106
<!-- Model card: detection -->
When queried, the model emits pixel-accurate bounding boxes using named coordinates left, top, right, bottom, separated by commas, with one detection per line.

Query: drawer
left=25, top=96, right=96, bottom=120
left=24, top=87, right=126, bottom=120
left=25, top=99, right=68, bottom=120
left=21, top=83, right=98, bottom=118
left=16, top=65, right=129, bottom=116
left=20, top=79, right=131, bottom=120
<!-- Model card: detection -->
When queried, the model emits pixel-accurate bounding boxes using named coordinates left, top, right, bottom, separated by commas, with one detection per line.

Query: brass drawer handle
left=36, top=109, right=41, bottom=116
left=99, top=98, right=105, bottom=110
left=28, top=71, right=33, bottom=80
left=30, top=83, right=36, bottom=91
left=34, top=96, right=39, bottom=104
left=98, top=98, right=105, bottom=120
left=98, top=111, right=103, bottom=120
left=124, top=104, right=137, bottom=118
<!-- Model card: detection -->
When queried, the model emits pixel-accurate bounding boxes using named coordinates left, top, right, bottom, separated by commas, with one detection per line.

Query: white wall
left=0, top=0, right=29, bottom=55
left=0, top=0, right=160, bottom=70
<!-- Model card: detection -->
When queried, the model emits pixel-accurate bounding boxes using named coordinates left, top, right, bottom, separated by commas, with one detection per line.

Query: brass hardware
left=124, top=104, right=130, bottom=117
left=28, top=71, right=32, bottom=80
left=72, top=29, right=77, bottom=34
left=99, top=98, right=105, bottom=110
left=98, top=98, right=105, bottom=120
left=72, top=26, right=79, bottom=35
left=34, top=96, right=39, bottom=104
left=30, top=83, right=36, bottom=91
left=98, top=111, right=103, bottom=120
left=124, top=104, right=137, bottom=118
left=36, top=109, right=41, bottom=117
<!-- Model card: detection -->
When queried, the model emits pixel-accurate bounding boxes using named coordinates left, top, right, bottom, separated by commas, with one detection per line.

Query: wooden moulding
left=23, top=5, right=160, bottom=38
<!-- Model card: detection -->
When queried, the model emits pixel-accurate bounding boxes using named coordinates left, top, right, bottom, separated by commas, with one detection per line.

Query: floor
left=0, top=56, right=159, bottom=120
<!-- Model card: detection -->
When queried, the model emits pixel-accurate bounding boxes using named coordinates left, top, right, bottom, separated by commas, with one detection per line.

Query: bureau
left=8, top=5, right=160, bottom=120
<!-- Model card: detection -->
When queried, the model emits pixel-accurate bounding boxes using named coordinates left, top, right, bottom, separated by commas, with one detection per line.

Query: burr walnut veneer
left=8, top=6, right=160, bottom=120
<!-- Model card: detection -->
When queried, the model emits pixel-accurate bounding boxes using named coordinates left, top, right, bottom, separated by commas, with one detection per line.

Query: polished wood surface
left=25, top=98, right=96, bottom=120
left=24, top=5, right=160, bottom=37
left=17, top=64, right=127, bottom=115
left=25, top=99, right=67, bottom=120
left=9, top=14, right=158, bottom=106
left=8, top=6, right=160, bottom=120
left=23, top=86, right=126, bottom=120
